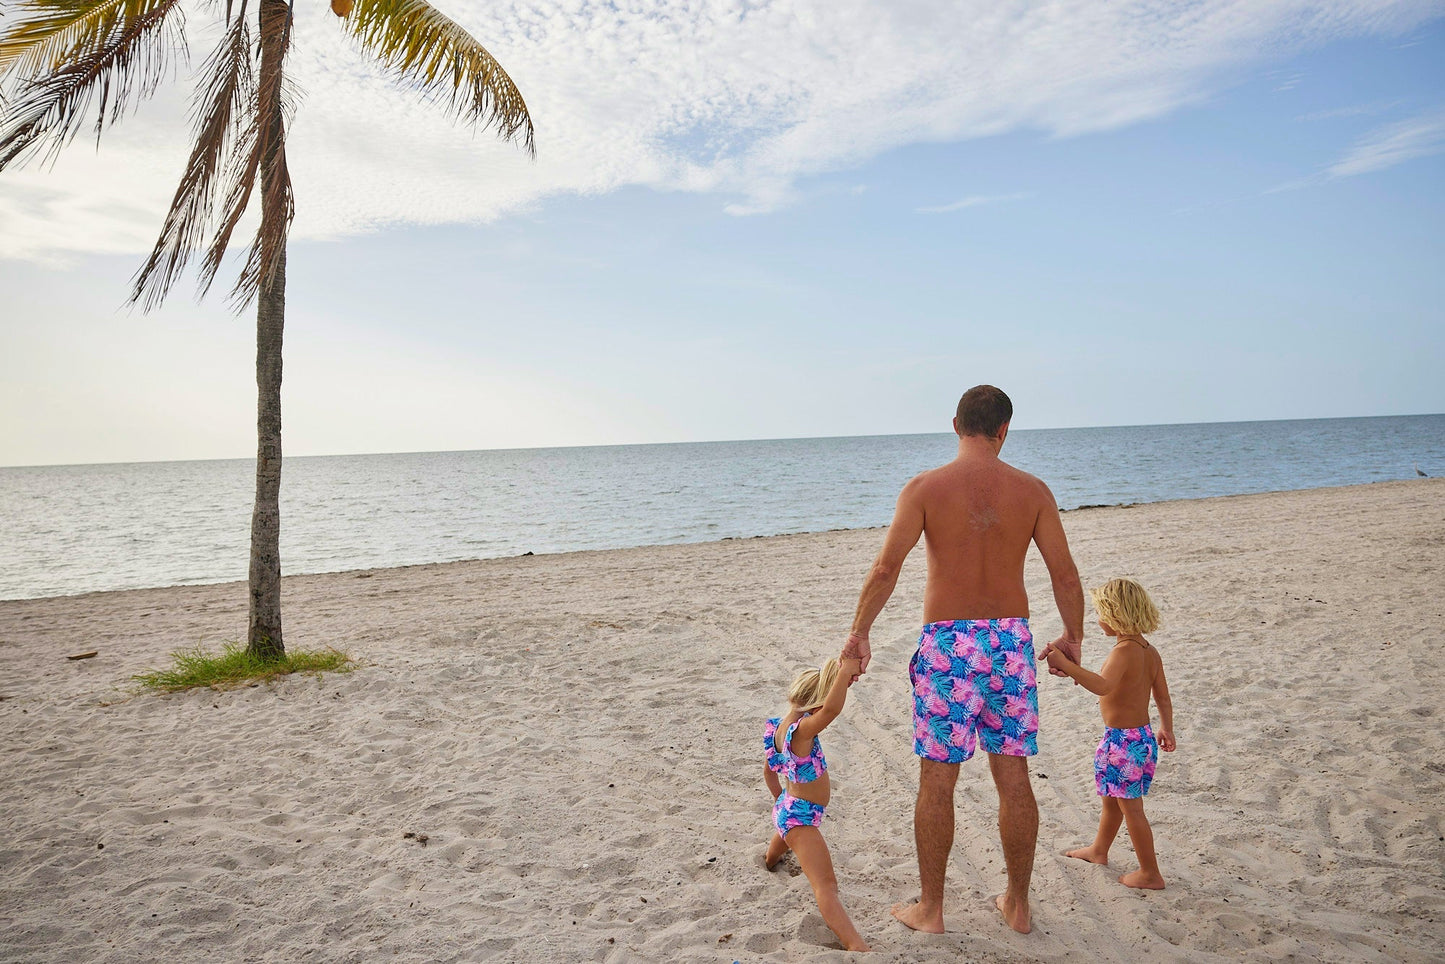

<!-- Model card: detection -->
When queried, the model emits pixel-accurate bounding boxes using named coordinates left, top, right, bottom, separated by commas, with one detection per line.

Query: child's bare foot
left=1064, top=845, right=1109, bottom=864
left=994, top=893, right=1032, bottom=934
left=890, top=899, right=945, bottom=934
left=842, top=937, right=873, bottom=952
left=1118, top=869, right=1165, bottom=890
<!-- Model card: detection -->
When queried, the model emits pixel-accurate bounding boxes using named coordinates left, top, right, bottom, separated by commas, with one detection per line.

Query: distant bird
left=1416, top=464, right=1429, bottom=477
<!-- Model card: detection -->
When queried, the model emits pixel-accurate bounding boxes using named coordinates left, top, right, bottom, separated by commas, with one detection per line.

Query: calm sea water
left=2, top=415, right=1440, bottom=600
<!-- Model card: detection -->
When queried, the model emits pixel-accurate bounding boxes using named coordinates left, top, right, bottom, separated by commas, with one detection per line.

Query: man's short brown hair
left=956, top=385, right=1013, bottom=437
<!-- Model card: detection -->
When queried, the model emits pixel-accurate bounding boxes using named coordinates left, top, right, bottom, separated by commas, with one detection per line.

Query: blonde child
left=1046, top=578, right=1176, bottom=889
left=762, top=655, right=870, bottom=952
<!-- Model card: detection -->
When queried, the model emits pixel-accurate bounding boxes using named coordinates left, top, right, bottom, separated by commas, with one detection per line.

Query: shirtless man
left=841, top=385, right=1084, bottom=935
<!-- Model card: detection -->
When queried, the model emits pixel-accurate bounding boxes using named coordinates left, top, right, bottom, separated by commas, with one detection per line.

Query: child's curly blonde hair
left=1090, top=578, right=1160, bottom=635
left=788, top=658, right=841, bottom=711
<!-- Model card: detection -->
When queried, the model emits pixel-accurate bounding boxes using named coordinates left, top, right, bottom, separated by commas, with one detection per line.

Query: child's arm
left=1152, top=652, right=1176, bottom=751
left=764, top=764, right=783, bottom=799
left=793, top=657, right=861, bottom=742
left=1045, top=645, right=1125, bottom=698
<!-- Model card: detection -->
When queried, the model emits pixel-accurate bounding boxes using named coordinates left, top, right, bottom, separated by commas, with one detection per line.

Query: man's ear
left=997, top=421, right=1011, bottom=445
left=952, top=416, right=961, bottom=436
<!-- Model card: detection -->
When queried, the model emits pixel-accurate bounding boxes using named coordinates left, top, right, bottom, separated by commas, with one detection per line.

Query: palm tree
left=0, top=0, right=533, bottom=659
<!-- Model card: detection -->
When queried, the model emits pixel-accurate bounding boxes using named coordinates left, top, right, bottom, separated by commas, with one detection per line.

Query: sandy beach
left=1, top=478, right=1442, bottom=962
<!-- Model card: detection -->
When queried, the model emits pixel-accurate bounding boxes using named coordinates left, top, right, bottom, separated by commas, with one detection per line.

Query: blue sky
left=1, top=1, right=1442, bottom=466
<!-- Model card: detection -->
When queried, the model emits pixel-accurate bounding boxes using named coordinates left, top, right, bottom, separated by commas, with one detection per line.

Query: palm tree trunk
left=247, top=245, right=285, bottom=659
left=246, top=0, right=290, bottom=660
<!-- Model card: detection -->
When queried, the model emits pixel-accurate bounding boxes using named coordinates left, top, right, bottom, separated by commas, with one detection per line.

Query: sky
left=1, top=0, right=1443, bottom=467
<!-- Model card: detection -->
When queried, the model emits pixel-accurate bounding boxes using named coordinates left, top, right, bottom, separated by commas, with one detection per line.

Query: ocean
left=1, top=414, right=1440, bottom=600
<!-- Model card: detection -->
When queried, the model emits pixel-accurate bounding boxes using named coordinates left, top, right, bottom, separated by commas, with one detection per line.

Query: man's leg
left=988, top=752, right=1037, bottom=934
left=890, top=758, right=958, bottom=933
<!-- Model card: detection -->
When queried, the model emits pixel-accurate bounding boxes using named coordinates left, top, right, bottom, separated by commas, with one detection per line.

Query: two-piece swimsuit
left=763, top=714, right=828, bottom=837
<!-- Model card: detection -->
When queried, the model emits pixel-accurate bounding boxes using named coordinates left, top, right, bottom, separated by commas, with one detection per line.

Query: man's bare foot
left=890, top=899, right=945, bottom=934
left=1118, top=869, right=1165, bottom=890
left=1064, top=846, right=1109, bottom=864
left=994, top=893, right=1032, bottom=934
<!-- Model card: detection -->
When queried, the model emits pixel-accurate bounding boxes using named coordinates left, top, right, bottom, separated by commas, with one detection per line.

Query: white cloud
left=1, top=0, right=1439, bottom=260
left=917, top=191, right=1033, bottom=214
left=1326, top=107, right=1445, bottom=177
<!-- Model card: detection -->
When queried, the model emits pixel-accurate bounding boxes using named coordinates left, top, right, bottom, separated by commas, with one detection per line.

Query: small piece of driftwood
left=66, top=651, right=99, bottom=661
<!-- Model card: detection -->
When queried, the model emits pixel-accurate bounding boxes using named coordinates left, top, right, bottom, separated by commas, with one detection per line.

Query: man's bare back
left=907, top=455, right=1056, bottom=623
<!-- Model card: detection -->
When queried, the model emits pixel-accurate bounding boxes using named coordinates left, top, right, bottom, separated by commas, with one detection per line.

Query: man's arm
left=1031, top=483, right=1085, bottom=675
left=842, top=479, right=925, bottom=676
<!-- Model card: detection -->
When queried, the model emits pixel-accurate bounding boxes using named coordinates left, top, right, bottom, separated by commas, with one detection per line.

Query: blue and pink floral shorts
left=910, top=618, right=1039, bottom=763
left=773, top=791, right=825, bottom=837
left=1095, top=725, right=1158, bottom=798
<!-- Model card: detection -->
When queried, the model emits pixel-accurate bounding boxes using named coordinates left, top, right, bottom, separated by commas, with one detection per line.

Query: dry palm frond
left=0, top=0, right=185, bottom=169
left=222, top=0, right=292, bottom=306
left=0, top=0, right=177, bottom=85
left=344, top=0, right=533, bottom=154
left=130, top=11, right=254, bottom=309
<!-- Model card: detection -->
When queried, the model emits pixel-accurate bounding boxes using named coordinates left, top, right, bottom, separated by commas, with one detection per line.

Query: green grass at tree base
left=134, top=643, right=353, bottom=693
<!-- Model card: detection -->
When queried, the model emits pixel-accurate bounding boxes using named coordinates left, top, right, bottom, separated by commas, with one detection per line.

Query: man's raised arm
left=844, top=478, right=925, bottom=676
left=1031, top=484, right=1084, bottom=675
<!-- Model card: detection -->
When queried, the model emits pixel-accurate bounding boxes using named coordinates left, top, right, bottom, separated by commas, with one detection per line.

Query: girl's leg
left=784, top=827, right=871, bottom=952
left=1116, top=799, right=1165, bottom=889
left=1066, top=796, right=1122, bottom=864
left=765, top=831, right=788, bottom=869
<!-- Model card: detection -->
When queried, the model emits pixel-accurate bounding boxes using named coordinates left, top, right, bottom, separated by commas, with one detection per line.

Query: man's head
left=954, top=385, right=1013, bottom=440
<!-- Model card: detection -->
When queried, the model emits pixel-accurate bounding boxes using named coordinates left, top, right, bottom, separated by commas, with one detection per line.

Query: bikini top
left=763, top=714, right=828, bottom=784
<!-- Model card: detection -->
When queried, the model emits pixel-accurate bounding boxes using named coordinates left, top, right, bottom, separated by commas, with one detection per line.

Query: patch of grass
left=133, top=643, right=353, bottom=693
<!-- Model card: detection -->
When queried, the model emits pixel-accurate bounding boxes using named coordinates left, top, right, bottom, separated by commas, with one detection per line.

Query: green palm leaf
left=0, top=0, right=186, bottom=167
left=344, top=0, right=533, bottom=154
left=0, top=0, right=175, bottom=81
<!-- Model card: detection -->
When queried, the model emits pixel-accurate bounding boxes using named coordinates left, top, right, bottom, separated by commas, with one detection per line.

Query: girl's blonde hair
left=1091, top=578, right=1160, bottom=635
left=788, top=657, right=841, bottom=711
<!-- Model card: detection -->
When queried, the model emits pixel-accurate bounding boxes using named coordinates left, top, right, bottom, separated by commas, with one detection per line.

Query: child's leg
left=784, top=827, right=871, bottom=952
left=764, top=831, right=788, bottom=869
left=1116, top=798, right=1165, bottom=889
left=1066, top=796, right=1122, bottom=864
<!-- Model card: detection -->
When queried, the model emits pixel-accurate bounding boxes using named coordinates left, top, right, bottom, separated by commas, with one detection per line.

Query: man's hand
left=1039, top=634, right=1081, bottom=677
left=1158, top=729, right=1176, bottom=752
left=842, top=632, right=871, bottom=679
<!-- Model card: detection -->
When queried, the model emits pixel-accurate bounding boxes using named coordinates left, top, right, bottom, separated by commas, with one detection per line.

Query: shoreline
left=2, top=477, right=1433, bottom=606
left=2, top=478, right=1442, bottom=961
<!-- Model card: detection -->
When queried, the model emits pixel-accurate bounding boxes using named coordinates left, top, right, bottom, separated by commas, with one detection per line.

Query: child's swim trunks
left=909, top=618, right=1038, bottom=763
left=772, top=791, right=825, bottom=837
left=1095, top=725, right=1158, bottom=798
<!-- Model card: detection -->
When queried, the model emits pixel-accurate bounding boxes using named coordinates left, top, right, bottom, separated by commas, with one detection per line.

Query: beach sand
left=1, top=479, right=1442, bottom=962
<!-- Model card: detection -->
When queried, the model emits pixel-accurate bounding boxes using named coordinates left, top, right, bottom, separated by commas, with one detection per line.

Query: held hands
left=841, top=631, right=871, bottom=680
left=1039, top=634, right=1081, bottom=678
left=1158, top=729, right=1177, bottom=752
left=839, top=656, right=863, bottom=686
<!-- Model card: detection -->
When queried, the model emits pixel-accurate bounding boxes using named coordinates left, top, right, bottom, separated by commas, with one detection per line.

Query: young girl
left=1046, top=578, right=1176, bottom=889
left=762, top=655, right=870, bottom=952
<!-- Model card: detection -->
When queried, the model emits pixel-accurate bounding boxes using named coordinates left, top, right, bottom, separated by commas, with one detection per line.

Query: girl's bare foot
left=994, top=894, right=1032, bottom=934
left=890, top=899, right=945, bottom=934
left=1119, top=869, right=1165, bottom=889
left=842, top=937, right=873, bottom=952
left=1064, top=846, right=1109, bottom=864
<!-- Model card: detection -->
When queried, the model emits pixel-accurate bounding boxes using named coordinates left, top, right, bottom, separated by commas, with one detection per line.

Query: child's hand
left=1044, top=647, right=1074, bottom=672
left=840, top=656, right=863, bottom=684
left=1158, top=729, right=1176, bottom=752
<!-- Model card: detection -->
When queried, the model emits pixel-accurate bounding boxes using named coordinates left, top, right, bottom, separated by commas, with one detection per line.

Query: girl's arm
left=1046, top=646, right=1125, bottom=698
left=1152, top=652, right=1176, bottom=751
left=793, top=657, right=861, bottom=743
left=764, top=764, right=782, bottom=799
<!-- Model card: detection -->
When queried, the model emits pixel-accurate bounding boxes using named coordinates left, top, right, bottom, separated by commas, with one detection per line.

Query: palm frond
left=130, top=11, right=254, bottom=309
left=0, top=0, right=174, bottom=85
left=0, top=0, right=185, bottom=169
left=344, top=0, right=533, bottom=155
left=221, top=0, right=292, bottom=307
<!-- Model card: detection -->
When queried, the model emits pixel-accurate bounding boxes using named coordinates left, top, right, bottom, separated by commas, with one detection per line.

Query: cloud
left=917, top=192, right=1033, bottom=214
left=1326, top=108, right=1445, bottom=177
left=1, top=0, right=1440, bottom=261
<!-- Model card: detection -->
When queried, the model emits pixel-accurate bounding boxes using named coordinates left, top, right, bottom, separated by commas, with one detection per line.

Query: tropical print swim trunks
left=910, top=618, right=1038, bottom=763
left=1095, top=725, right=1158, bottom=798
left=772, top=791, right=826, bottom=837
